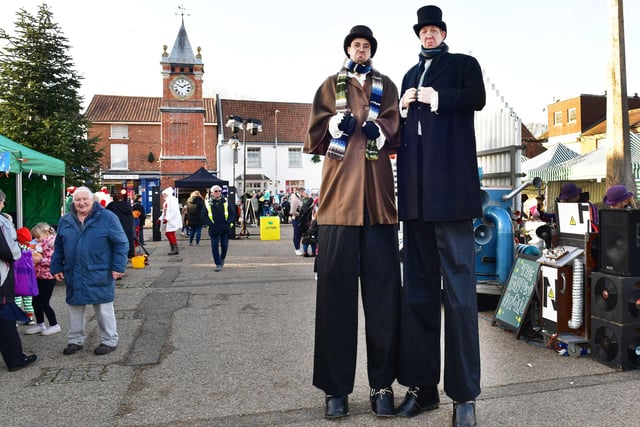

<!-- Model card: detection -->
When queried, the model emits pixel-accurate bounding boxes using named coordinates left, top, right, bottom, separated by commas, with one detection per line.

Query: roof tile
left=85, top=96, right=313, bottom=144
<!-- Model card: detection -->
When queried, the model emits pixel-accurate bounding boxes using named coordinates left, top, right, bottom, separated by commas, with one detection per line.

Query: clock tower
left=159, top=17, right=206, bottom=189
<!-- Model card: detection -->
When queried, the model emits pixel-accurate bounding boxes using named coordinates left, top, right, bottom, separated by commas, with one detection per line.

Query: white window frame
left=247, top=147, right=261, bottom=168
left=246, top=181, right=263, bottom=192
left=110, top=144, right=128, bottom=170
left=567, top=107, right=577, bottom=123
left=553, top=111, right=563, bottom=126
left=110, top=124, right=129, bottom=139
left=288, top=147, right=302, bottom=168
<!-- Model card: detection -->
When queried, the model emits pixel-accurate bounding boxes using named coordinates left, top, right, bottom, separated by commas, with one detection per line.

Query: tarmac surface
left=2, top=223, right=638, bottom=426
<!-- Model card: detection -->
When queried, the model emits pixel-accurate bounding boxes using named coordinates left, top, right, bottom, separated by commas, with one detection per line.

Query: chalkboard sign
left=494, top=255, right=541, bottom=337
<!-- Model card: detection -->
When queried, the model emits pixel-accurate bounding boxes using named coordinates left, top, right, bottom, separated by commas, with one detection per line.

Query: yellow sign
left=260, top=217, right=281, bottom=240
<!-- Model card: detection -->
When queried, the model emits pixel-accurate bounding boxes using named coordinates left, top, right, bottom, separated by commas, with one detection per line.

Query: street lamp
left=225, top=134, right=240, bottom=190
left=274, top=109, right=280, bottom=195
left=225, top=115, right=262, bottom=237
left=225, top=115, right=263, bottom=195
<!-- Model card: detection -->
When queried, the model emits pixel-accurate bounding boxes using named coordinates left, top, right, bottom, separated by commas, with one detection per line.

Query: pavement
left=2, top=223, right=639, bottom=426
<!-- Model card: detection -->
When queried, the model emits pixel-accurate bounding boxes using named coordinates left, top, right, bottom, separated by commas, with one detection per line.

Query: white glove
left=329, top=112, right=345, bottom=138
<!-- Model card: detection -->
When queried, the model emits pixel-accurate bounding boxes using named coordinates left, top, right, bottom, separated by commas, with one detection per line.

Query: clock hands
left=172, top=78, right=192, bottom=96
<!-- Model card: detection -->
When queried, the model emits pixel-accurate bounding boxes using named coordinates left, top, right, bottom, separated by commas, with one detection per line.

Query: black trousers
left=313, top=223, right=400, bottom=396
left=398, top=219, right=481, bottom=401
left=0, top=313, right=26, bottom=369
left=33, top=278, right=58, bottom=325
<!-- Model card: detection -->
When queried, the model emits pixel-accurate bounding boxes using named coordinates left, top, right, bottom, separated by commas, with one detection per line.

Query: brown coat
left=304, top=71, right=400, bottom=226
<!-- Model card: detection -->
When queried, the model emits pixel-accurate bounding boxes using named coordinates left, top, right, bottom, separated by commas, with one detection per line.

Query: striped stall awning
left=552, top=146, right=607, bottom=181
left=527, top=133, right=640, bottom=183
left=631, top=133, right=640, bottom=179
left=522, top=143, right=579, bottom=181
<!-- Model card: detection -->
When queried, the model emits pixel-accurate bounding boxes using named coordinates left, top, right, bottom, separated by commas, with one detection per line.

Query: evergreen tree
left=0, top=3, right=103, bottom=186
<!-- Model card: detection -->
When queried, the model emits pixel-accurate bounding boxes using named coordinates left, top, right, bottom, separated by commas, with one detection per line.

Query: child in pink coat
left=25, top=223, right=60, bottom=336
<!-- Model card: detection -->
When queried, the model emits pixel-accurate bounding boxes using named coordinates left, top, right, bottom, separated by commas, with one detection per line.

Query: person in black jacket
left=201, top=185, right=236, bottom=271
left=280, top=196, right=291, bottom=224
left=186, top=191, right=205, bottom=245
left=132, top=194, right=146, bottom=245
left=299, top=196, right=315, bottom=256
left=106, top=190, right=135, bottom=258
left=0, top=191, right=38, bottom=372
left=395, top=6, right=485, bottom=426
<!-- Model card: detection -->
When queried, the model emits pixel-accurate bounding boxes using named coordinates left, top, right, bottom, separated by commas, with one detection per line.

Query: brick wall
left=91, top=123, right=162, bottom=172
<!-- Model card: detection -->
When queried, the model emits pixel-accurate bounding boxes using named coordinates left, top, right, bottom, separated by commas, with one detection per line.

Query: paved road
left=2, top=223, right=637, bottom=426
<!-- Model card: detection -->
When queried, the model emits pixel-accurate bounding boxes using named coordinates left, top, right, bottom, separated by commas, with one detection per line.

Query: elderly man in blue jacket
left=51, top=186, right=129, bottom=356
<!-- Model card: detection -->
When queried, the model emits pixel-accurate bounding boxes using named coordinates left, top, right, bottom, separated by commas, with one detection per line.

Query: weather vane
left=176, top=5, right=189, bottom=23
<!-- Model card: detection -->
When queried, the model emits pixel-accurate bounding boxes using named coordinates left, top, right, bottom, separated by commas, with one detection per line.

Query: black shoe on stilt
left=325, top=395, right=348, bottom=419
left=370, top=387, right=395, bottom=417
left=395, top=386, right=439, bottom=418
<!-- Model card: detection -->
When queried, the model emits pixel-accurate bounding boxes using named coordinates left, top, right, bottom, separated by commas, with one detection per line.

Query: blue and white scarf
left=326, top=58, right=384, bottom=161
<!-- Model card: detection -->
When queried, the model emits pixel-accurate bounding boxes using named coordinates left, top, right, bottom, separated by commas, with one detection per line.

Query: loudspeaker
left=591, top=272, right=640, bottom=323
left=591, top=317, right=640, bottom=370
left=599, top=209, right=640, bottom=276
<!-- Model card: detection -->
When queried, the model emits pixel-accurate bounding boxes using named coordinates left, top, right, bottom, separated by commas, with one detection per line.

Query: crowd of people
left=0, top=185, right=129, bottom=370
left=2, top=4, right=640, bottom=427
left=0, top=182, right=321, bottom=373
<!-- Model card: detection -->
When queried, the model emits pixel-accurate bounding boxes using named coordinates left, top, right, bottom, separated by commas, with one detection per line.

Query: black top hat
left=414, top=5, right=447, bottom=36
left=343, top=25, right=377, bottom=58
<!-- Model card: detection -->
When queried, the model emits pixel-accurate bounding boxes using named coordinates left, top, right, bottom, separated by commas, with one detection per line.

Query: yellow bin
left=131, top=255, right=146, bottom=269
left=260, top=216, right=280, bottom=240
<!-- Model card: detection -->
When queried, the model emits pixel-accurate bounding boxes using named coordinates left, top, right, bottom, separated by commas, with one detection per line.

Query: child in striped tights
left=15, top=227, right=35, bottom=325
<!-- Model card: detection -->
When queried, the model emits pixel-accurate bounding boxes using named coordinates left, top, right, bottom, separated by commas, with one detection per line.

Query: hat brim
left=559, top=192, right=581, bottom=201
left=604, top=192, right=633, bottom=205
left=413, top=21, right=447, bottom=37
left=343, top=34, right=377, bottom=58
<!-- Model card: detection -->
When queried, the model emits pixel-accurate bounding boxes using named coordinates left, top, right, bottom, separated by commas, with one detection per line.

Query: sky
left=1, top=0, right=639, bottom=125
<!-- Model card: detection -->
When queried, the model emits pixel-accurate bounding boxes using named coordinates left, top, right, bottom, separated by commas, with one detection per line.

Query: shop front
left=102, top=173, right=159, bottom=216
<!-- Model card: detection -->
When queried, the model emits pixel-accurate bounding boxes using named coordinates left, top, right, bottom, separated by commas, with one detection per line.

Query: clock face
left=171, top=77, right=193, bottom=98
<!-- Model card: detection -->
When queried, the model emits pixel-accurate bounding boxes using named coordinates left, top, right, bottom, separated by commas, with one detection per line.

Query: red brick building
left=85, top=20, right=315, bottom=213
left=547, top=93, right=640, bottom=148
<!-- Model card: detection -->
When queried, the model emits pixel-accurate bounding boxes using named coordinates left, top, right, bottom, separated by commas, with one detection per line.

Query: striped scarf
left=326, top=58, right=384, bottom=161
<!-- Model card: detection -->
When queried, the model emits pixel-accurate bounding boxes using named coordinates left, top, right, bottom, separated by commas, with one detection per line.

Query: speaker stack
left=591, top=209, right=640, bottom=370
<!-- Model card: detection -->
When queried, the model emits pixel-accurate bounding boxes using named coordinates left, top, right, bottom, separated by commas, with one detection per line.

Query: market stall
left=0, top=134, right=65, bottom=228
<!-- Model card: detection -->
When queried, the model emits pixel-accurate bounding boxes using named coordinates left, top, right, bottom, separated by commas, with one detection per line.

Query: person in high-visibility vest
left=201, top=185, right=236, bottom=271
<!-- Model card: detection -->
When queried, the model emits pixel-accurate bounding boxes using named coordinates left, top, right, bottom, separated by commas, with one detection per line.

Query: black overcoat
left=397, top=52, right=486, bottom=222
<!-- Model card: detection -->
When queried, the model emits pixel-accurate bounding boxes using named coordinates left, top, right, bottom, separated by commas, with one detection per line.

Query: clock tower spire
left=159, top=11, right=206, bottom=189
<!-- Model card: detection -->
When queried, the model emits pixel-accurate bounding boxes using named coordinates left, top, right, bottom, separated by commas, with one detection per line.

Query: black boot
left=168, top=243, right=178, bottom=255
left=396, top=386, right=439, bottom=418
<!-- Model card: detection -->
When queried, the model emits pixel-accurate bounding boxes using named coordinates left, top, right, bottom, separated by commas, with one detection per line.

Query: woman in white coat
left=158, top=187, right=183, bottom=255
